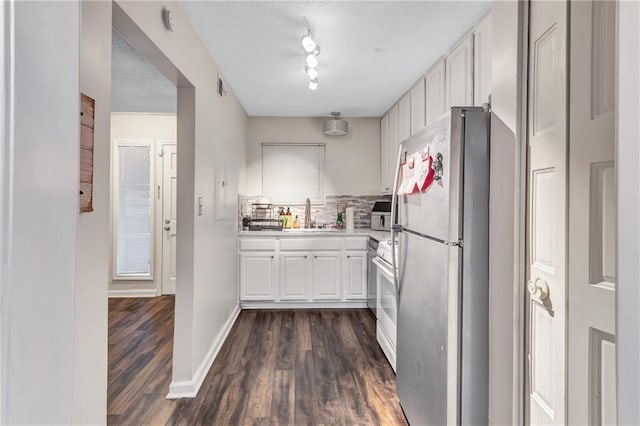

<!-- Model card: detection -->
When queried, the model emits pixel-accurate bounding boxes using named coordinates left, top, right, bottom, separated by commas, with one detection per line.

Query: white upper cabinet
left=445, top=33, right=474, bottom=109
left=410, top=77, right=426, bottom=135
left=381, top=104, right=399, bottom=194
left=398, top=93, right=411, bottom=143
left=380, top=113, right=390, bottom=193
left=474, top=12, right=492, bottom=106
left=425, top=59, right=446, bottom=125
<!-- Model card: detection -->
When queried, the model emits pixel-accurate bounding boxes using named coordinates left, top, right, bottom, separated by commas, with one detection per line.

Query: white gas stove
left=376, top=239, right=398, bottom=267
left=373, top=238, right=399, bottom=372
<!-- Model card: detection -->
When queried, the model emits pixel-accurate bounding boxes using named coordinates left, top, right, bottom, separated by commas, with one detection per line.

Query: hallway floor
left=107, top=296, right=407, bottom=425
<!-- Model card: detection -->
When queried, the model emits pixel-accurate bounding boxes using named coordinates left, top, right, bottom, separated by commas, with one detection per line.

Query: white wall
left=111, top=0, right=248, bottom=396
left=109, top=113, right=177, bottom=296
left=246, top=117, right=381, bottom=197
left=2, top=2, right=80, bottom=423
left=616, top=1, right=640, bottom=423
left=488, top=1, right=525, bottom=425
left=74, top=2, right=111, bottom=423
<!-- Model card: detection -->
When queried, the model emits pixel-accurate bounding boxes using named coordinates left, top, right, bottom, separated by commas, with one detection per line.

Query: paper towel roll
left=345, top=207, right=355, bottom=232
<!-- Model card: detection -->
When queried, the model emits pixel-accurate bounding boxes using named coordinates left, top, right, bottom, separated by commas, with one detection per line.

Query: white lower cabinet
left=239, top=236, right=370, bottom=305
left=311, top=251, right=342, bottom=300
left=344, top=251, right=367, bottom=299
left=239, top=252, right=276, bottom=301
left=279, top=251, right=311, bottom=300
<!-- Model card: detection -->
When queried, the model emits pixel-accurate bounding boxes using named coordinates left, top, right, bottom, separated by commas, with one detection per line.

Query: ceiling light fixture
left=301, top=33, right=316, bottom=53
left=305, top=66, right=318, bottom=80
left=323, top=112, right=349, bottom=136
left=301, top=25, right=321, bottom=91
left=305, top=53, right=318, bottom=68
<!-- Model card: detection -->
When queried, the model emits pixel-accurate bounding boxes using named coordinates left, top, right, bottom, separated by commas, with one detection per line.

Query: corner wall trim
left=166, top=304, right=241, bottom=399
left=108, top=289, right=157, bottom=298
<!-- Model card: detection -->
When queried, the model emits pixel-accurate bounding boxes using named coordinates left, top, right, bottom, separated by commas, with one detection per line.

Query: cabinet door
left=473, top=13, right=492, bottom=106
left=426, top=59, right=446, bottom=125
left=344, top=251, right=367, bottom=300
left=311, top=251, right=342, bottom=300
left=398, top=93, right=411, bottom=143
left=380, top=112, right=391, bottom=193
left=445, top=33, right=474, bottom=110
left=240, top=252, right=276, bottom=301
left=279, top=252, right=311, bottom=300
left=383, top=104, right=400, bottom=194
left=410, top=76, right=426, bottom=136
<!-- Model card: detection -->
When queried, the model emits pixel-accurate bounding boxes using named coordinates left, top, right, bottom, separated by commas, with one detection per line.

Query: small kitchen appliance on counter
left=370, top=201, right=392, bottom=231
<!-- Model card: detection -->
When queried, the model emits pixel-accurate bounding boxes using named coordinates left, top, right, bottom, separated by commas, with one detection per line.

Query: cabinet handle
left=347, top=255, right=351, bottom=258
left=314, top=255, right=317, bottom=258
left=270, top=256, right=274, bottom=259
left=304, top=255, right=308, bottom=258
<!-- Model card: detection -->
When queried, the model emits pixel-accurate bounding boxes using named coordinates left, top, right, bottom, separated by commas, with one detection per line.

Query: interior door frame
left=515, top=2, right=530, bottom=424
left=616, top=1, right=640, bottom=423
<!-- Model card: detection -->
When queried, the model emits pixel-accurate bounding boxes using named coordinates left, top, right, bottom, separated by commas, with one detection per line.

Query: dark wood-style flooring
left=108, top=296, right=407, bottom=425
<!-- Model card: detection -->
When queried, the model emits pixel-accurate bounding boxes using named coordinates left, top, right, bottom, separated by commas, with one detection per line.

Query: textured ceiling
left=111, top=30, right=176, bottom=113
left=180, top=1, right=491, bottom=117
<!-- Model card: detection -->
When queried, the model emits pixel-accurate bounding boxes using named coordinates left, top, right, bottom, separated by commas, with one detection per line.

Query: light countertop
left=239, top=228, right=391, bottom=242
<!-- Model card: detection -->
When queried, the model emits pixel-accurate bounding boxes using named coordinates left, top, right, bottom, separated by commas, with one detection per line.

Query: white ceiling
left=180, top=1, right=491, bottom=117
left=112, top=30, right=177, bottom=113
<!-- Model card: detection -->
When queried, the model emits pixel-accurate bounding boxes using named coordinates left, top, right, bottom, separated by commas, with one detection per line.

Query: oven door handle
left=372, top=257, right=395, bottom=280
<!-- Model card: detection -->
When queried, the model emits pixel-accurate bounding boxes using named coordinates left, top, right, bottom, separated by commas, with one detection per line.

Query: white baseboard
left=240, top=300, right=368, bottom=309
left=108, top=288, right=157, bottom=298
left=166, top=304, right=241, bottom=399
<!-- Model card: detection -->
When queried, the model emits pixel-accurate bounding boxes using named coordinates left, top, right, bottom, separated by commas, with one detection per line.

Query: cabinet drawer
left=345, top=237, right=367, bottom=250
left=239, top=238, right=276, bottom=251
left=280, top=238, right=341, bottom=251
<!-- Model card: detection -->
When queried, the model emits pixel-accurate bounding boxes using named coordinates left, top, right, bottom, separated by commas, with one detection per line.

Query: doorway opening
left=107, top=23, right=181, bottom=418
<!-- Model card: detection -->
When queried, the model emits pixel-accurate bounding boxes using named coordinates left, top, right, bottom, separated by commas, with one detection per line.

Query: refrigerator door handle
left=390, top=144, right=403, bottom=292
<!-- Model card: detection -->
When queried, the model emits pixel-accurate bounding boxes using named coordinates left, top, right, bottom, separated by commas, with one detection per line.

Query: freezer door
left=397, top=110, right=462, bottom=242
left=396, top=231, right=460, bottom=426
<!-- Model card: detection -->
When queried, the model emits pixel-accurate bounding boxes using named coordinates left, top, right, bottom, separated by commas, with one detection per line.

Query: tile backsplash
left=238, top=194, right=392, bottom=230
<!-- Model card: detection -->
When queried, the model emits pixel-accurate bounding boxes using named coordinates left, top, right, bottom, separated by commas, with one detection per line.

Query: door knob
left=165, top=219, right=170, bottom=224
left=164, top=226, right=171, bottom=231
left=527, top=277, right=549, bottom=300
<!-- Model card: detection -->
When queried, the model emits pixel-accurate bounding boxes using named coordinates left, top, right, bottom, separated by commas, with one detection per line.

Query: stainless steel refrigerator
left=391, top=107, right=490, bottom=426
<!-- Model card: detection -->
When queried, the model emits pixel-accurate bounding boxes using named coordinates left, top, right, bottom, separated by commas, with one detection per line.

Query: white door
left=410, top=76, right=426, bottom=136
left=425, top=59, right=446, bottom=125
left=240, top=252, right=276, bottom=301
left=445, top=34, right=473, bottom=110
left=568, top=1, right=617, bottom=424
left=344, top=252, right=366, bottom=299
left=380, top=112, right=391, bottom=193
left=161, top=144, right=177, bottom=295
left=279, top=252, right=311, bottom=301
left=387, top=103, right=399, bottom=193
left=473, top=12, right=492, bottom=106
left=398, top=93, right=411, bottom=143
left=311, top=251, right=341, bottom=300
left=526, top=1, right=567, bottom=424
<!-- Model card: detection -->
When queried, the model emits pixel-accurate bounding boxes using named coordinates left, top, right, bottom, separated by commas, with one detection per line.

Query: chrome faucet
left=304, top=198, right=311, bottom=228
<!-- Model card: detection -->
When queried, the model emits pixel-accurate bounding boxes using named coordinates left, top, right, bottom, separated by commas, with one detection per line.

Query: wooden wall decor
left=80, top=93, right=95, bottom=212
